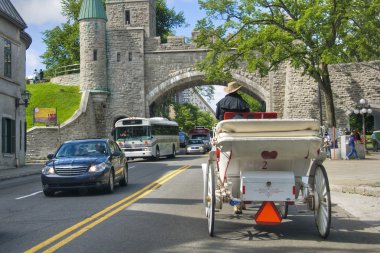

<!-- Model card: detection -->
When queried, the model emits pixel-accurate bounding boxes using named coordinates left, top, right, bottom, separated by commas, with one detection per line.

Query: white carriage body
left=213, top=119, right=321, bottom=201
left=241, top=171, right=295, bottom=202
left=204, top=117, right=331, bottom=238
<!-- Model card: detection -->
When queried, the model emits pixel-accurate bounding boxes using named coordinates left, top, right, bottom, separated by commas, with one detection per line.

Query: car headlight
left=42, top=166, right=55, bottom=175
left=89, top=162, right=107, bottom=173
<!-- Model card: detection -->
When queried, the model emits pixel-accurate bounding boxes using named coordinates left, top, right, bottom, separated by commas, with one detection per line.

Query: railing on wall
left=54, top=64, right=80, bottom=77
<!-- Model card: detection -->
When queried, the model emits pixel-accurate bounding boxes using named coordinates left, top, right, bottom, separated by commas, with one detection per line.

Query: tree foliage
left=174, top=103, right=217, bottom=132
left=156, top=0, right=187, bottom=42
left=41, top=0, right=186, bottom=75
left=195, top=0, right=380, bottom=127
left=239, top=91, right=262, bottom=112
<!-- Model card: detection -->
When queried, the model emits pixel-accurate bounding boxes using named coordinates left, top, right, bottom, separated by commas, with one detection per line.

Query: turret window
left=93, top=49, right=97, bottom=61
left=117, top=52, right=121, bottom=62
left=125, top=10, right=130, bottom=25
left=128, top=52, right=132, bottom=61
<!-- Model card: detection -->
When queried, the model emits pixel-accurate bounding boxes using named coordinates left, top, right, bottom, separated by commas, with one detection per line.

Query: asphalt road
left=0, top=154, right=379, bottom=253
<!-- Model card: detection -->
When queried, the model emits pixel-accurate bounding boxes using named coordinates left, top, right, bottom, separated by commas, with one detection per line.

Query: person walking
left=371, top=132, right=378, bottom=152
left=346, top=133, right=359, bottom=160
left=323, top=132, right=331, bottom=159
left=39, top=69, right=44, bottom=81
left=33, top=69, right=38, bottom=84
left=215, top=81, right=250, bottom=120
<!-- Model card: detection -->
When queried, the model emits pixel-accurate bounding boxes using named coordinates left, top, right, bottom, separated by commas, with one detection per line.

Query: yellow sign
left=34, top=108, right=57, bottom=124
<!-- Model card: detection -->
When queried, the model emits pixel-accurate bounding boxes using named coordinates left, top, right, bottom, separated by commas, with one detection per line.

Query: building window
left=125, top=10, right=130, bottom=25
left=2, top=118, right=16, bottom=154
left=93, top=49, right=97, bottom=61
left=128, top=52, right=132, bottom=61
left=4, top=39, right=12, bottom=78
left=117, top=52, right=121, bottom=62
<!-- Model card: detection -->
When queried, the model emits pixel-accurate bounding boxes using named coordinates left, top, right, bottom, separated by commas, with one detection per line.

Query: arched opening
left=146, top=70, right=270, bottom=119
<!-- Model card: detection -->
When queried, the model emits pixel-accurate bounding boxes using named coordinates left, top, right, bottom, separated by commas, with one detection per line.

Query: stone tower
left=105, top=0, right=156, bottom=37
left=79, top=0, right=109, bottom=137
left=78, top=0, right=108, bottom=92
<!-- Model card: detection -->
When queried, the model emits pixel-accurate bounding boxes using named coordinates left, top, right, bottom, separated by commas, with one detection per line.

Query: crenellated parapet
left=145, top=33, right=201, bottom=52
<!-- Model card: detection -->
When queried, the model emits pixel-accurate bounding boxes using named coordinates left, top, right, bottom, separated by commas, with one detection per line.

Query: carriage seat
left=224, top=112, right=277, bottom=120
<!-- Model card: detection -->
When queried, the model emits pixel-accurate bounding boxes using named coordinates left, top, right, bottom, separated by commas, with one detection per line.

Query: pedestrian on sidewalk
left=346, top=133, right=359, bottom=160
left=323, top=132, right=331, bottom=159
left=372, top=132, right=378, bottom=152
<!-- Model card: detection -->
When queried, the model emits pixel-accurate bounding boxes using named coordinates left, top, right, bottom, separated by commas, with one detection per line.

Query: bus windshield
left=116, top=126, right=151, bottom=139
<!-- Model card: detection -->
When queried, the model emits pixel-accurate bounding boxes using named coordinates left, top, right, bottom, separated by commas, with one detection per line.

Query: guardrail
left=54, top=64, right=80, bottom=77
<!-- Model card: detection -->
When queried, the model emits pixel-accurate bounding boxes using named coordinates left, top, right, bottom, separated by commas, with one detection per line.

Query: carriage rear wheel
left=313, top=165, right=331, bottom=239
left=206, top=164, right=215, bottom=236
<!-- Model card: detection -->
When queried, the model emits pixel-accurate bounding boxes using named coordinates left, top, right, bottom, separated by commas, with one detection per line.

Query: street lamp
left=15, top=90, right=31, bottom=108
left=353, top=98, right=372, bottom=152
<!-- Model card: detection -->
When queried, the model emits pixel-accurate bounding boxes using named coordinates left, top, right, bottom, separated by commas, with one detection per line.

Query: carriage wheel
left=206, top=164, right=215, bottom=236
left=313, top=165, right=331, bottom=239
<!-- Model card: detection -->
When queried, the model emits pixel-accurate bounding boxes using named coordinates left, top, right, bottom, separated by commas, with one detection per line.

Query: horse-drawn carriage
left=202, top=112, right=331, bottom=238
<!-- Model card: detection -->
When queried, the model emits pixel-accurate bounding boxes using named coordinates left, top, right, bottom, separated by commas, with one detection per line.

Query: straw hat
left=224, top=81, right=241, bottom=94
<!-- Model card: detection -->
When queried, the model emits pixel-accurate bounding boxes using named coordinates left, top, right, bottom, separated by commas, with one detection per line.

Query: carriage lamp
left=15, top=90, right=31, bottom=108
left=353, top=99, right=372, bottom=153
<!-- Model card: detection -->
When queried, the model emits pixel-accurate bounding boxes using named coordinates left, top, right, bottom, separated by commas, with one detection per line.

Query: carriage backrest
left=223, top=112, right=277, bottom=120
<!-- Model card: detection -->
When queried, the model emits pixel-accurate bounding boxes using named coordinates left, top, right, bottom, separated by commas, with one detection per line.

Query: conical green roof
left=79, top=0, right=107, bottom=21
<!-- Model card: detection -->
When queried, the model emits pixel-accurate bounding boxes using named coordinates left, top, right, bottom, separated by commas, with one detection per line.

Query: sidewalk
left=0, top=154, right=379, bottom=196
left=324, top=151, right=380, bottom=197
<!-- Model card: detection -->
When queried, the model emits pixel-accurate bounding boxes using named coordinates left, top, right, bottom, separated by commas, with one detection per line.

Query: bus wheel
left=168, top=145, right=176, bottom=159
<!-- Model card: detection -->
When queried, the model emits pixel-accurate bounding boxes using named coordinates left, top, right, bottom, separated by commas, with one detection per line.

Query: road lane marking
left=44, top=167, right=189, bottom=253
left=16, top=166, right=136, bottom=200
left=16, top=191, right=42, bottom=200
left=25, top=165, right=190, bottom=253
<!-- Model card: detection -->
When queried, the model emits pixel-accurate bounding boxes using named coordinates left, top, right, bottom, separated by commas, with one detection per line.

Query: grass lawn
left=26, top=83, right=81, bottom=129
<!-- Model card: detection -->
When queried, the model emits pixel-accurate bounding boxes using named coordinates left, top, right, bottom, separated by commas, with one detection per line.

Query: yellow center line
left=25, top=165, right=190, bottom=253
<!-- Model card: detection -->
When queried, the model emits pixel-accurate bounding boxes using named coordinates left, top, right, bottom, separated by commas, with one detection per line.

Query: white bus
left=114, top=117, right=179, bottom=160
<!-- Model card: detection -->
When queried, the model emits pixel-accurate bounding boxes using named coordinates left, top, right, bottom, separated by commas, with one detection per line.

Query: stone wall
left=104, top=28, right=146, bottom=132
left=50, top=73, right=80, bottom=86
left=26, top=92, right=98, bottom=160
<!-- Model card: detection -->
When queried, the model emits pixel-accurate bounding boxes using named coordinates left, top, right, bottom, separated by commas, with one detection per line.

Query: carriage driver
left=215, top=81, right=250, bottom=121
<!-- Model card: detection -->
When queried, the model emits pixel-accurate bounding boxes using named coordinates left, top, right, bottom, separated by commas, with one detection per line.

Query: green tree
left=41, top=22, right=80, bottom=76
left=41, top=0, right=186, bottom=74
left=239, top=92, right=262, bottom=112
left=156, top=0, right=187, bottom=42
left=195, top=0, right=380, bottom=127
left=174, top=103, right=217, bottom=132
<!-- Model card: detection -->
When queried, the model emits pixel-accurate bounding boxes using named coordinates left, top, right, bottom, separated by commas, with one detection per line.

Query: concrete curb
left=331, top=184, right=380, bottom=197
left=0, top=171, right=41, bottom=182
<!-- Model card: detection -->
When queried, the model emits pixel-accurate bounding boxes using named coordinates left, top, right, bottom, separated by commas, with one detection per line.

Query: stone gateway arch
left=26, top=0, right=379, bottom=160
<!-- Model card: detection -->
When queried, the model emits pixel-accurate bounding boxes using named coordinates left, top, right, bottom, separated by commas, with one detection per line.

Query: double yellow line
left=25, top=165, right=191, bottom=253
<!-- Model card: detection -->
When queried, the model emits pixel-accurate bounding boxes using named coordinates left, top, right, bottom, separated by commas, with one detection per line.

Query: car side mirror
left=47, top=154, right=54, bottom=160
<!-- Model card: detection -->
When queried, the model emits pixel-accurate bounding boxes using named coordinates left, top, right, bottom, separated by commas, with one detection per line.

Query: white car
left=185, top=139, right=206, bottom=154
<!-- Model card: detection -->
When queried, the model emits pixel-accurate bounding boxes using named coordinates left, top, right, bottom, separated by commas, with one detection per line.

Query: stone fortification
left=50, top=73, right=80, bottom=86
left=25, top=0, right=379, bottom=161
left=26, top=92, right=97, bottom=160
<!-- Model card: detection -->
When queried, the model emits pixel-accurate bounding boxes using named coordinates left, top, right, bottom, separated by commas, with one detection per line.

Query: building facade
left=0, top=0, right=31, bottom=168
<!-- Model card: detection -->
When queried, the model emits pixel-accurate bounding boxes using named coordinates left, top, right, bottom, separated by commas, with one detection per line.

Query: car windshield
left=188, top=139, right=203, bottom=145
left=116, top=126, right=150, bottom=140
left=55, top=141, right=108, bottom=157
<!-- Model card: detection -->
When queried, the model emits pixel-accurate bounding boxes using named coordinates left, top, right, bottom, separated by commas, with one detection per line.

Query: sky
left=10, top=0, right=225, bottom=109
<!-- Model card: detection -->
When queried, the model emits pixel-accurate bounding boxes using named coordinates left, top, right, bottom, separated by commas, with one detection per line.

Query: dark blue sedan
left=41, top=139, right=128, bottom=196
